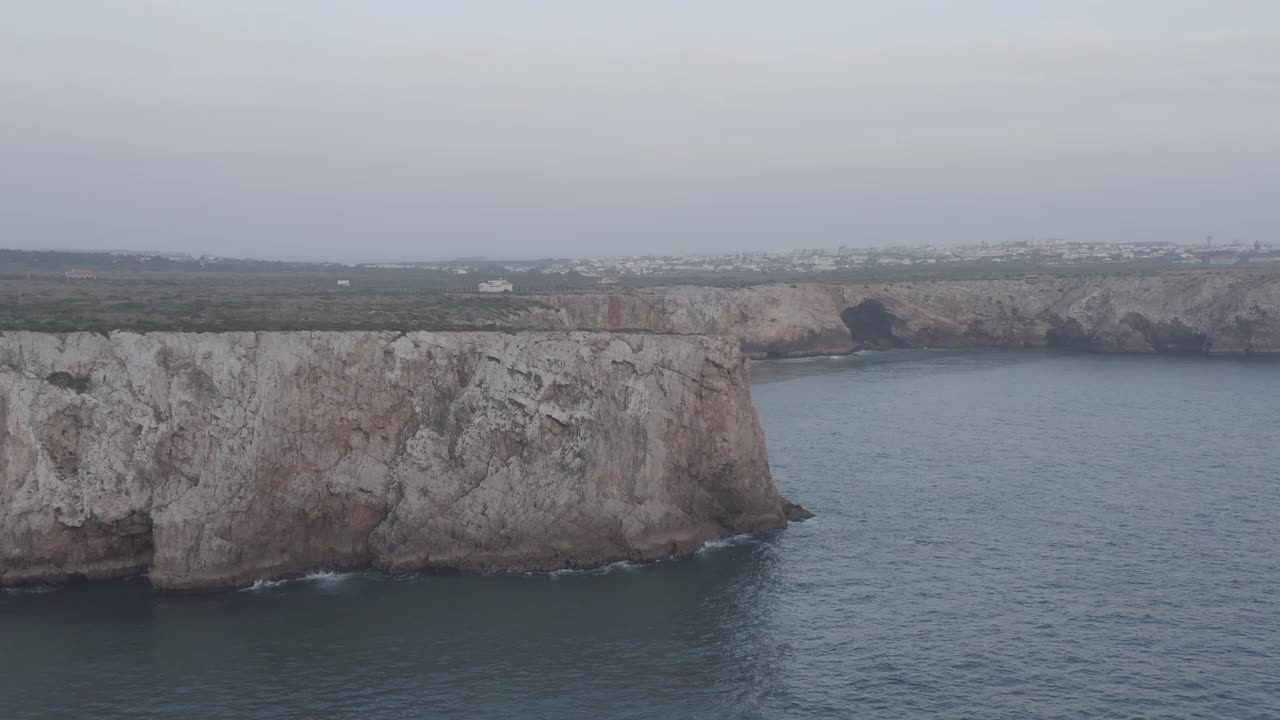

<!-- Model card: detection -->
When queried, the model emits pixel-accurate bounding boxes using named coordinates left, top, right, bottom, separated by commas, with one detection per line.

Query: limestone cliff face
left=0, top=331, right=784, bottom=590
left=548, top=271, right=1280, bottom=357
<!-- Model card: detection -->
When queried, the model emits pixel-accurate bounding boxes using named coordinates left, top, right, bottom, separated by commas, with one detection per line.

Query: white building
left=478, top=279, right=514, bottom=293
left=336, top=280, right=351, bottom=286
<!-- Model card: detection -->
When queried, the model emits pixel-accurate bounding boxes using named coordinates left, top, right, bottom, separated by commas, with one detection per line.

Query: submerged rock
left=0, top=331, right=792, bottom=590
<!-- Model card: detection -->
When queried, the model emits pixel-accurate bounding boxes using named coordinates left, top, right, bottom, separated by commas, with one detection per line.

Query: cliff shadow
left=841, top=300, right=904, bottom=350
left=1121, top=313, right=1211, bottom=354
left=1044, top=315, right=1096, bottom=352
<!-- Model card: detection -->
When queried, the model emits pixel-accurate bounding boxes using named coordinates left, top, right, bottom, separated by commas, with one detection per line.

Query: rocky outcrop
left=0, top=331, right=786, bottom=590
left=546, top=271, right=1280, bottom=357
left=549, top=283, right=860, bottom=358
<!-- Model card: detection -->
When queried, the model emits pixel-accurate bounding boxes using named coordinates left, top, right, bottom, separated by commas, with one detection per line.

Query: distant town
left=4, top=238, right=1278, bottom=294
left=366, top=238, right=1280, bottom=281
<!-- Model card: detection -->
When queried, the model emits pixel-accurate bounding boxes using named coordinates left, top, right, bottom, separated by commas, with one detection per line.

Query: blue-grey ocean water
left=3, top=349, right=1279, bottom=719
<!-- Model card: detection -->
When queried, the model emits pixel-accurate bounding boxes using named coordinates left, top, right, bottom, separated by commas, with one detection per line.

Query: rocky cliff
left=0, top=331, right=786, bottom=590
left=548, top=271, right=1280, bottom=357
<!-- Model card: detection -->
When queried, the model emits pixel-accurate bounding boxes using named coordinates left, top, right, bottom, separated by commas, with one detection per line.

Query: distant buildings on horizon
left=473, top=238, right=1280, bottom=279
left=38, top=237, right=1280, bottom=282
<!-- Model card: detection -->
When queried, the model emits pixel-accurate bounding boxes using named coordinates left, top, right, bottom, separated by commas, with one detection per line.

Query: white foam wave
left=547, top=560, right=643, bottom=579
left=3, top=585, right=56, bottom=595
left=239, top=570, right=356, bottom=591
left=240, top=578, right=288, bottom=592
left=775, top=354, right=851, bottom=363
left=300, top=570, right=353, bottom=583
left=698, top=533, right=757, bottom=554
left=595, top=560, right=642, bottom=574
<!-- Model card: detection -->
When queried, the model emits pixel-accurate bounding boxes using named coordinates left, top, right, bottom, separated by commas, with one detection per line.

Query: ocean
left=3, top=349, right=1278, bottom=719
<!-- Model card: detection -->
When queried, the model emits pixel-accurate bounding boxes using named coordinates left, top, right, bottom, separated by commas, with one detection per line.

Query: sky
left=2, top=1, right=1278, bottom=261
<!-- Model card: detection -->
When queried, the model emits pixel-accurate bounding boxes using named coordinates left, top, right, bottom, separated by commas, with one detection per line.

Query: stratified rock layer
left=0, top=331, right=784, bottom=590
left=547, top=271, right=1280, bottom=357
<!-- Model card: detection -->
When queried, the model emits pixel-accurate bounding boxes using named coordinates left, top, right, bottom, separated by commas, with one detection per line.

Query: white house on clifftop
left=478, top=279, right=514, bottom=293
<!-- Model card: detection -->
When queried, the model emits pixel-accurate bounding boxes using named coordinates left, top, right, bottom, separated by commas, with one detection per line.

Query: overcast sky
left=2, top=1, right=1278, bottom=261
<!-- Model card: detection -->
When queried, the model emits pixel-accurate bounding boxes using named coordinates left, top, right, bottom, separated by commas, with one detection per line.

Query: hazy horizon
left=8, top=234, right=1250, bottom=267
left=3, top=2, right=1279, bottom=261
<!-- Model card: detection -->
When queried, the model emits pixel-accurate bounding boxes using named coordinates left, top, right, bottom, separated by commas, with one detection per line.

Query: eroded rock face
left=545, top=271, right=1280, bottom=357
left=549, top=284, right=859, bottom=358
left=0, top=331, right=785, bottom=590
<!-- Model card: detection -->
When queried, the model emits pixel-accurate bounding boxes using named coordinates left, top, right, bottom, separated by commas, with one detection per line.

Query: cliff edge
left=0, top=331, right=786, bottom=590
left=547, top=271, right=1280, bottom=357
